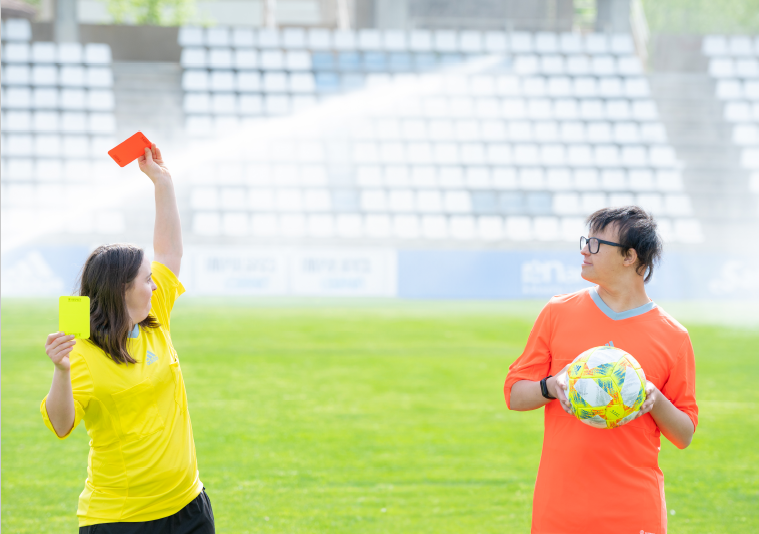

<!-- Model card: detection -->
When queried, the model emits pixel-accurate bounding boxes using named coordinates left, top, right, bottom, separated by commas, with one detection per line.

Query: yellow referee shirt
left=41, top=262, right=203, bottom=527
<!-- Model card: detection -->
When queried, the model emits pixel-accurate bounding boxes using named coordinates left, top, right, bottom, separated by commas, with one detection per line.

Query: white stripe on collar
left=589, top=287, right=656, bottom=321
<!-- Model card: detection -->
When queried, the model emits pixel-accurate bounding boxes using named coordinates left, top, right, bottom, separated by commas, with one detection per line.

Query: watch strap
left=540, top=375, right=556, bottom=400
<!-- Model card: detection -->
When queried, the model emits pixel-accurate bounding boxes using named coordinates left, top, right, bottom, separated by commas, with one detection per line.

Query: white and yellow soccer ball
left=567, top=346, right=647, bottom=429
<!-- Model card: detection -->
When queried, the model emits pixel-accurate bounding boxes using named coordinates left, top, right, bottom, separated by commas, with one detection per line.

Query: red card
left=108, top=132, right=152, bottom=167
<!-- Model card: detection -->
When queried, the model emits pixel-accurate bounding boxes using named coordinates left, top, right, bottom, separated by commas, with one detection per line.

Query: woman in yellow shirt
left=42, top=145, right=214, bottom=533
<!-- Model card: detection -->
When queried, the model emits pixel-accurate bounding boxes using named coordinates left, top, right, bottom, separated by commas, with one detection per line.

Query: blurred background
left=3, top=3, right=759, bottom=533
left=2, top=0, right=759, bottom=299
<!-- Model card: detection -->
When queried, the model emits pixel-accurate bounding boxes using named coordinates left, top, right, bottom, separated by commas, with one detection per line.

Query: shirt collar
left=128, top=324, right=139, bottom=338
left=589, top=286, right=656, bottom=321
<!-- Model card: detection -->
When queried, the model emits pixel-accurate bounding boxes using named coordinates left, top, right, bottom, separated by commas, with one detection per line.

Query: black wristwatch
left=540, top=375, right=556, bottom=400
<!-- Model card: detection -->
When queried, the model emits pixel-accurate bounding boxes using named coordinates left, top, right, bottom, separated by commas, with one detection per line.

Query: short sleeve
left=40, top=351, right=94, bottom=439
left=150, top=261, right=185, bottom=329
left=660, top=335, right=699, bottom=432
left=504, top=301, right=553, bottom=409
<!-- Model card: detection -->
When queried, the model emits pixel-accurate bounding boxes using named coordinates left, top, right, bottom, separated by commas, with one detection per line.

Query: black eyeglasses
left=580, top=236, right=623, bottom=254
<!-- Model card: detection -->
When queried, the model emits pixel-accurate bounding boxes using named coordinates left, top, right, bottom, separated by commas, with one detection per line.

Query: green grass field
left=2, top=298, right=758, bottom=533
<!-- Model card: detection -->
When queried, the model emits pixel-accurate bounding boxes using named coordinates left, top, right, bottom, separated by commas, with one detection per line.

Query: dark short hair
left=586, top=206, right=663, bottom=283
left=78, top=244, right=159, bottom=364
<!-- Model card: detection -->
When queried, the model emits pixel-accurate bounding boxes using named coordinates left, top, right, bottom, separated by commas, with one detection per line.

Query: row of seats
left=181, top=70, right=651, bottom=98
left=3, top=111, right=116, bottom=132
left=184, top=186, right=691, bottom=216
left=2, top=65, right=114, bottom=87
left=715, top=79, right=759, bottom=100
left=181, top=49, right=642, bottom=77
left=2, top=154, right=682, bottom=192
left=171, top=134, right=679, bottom=167
left=1, top=19, right=33, bottom=41
left=2, top=87, right=114, bottom=110
left=723, top=101, right=759, bottom=122
left=702, top=35, right=759, bottom=57
left=183, top=97, right=660, bottom=121
left=2, top=134, right=114, bottom=157
left=352, top=166, right=682, bottom=191
left=179, top=27, right=636, bottom=55
left=184, top=116, right=667, bottom=143
left=1, top=159, right=114, bottom=181
left=0, top=205, right=126, bottom=234
left=709, top=58, right=759, bottom=78
left=188, top=211, right=701, bottom=243
left=2, top=42, right=112, bottom=64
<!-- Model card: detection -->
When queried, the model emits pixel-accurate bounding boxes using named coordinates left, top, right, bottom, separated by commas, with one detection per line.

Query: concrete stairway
left=112, top=61, right=185, bottom=145
left=648, top=52, right=759, bottom=248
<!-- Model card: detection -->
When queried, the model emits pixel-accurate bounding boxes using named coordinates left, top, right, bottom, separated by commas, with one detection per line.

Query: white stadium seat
left=433, top=30, right=458, bottom=52
left=260, top=50, right=284, bottom=70
left=178, top=26, right=204, bottom=47
left=57, top=43, right=83, bottom=64
left=59, top=88, right=86, bottom=109
left=383, top=30, right=407, bottom=51
left=702, top=35, right=727, bottom=56
left=484, top=32, right=507, bottom=52
left=735, top=59, right=759, bottom=78
left=257, top=29, right=281, bottom=48
left=730, top=36, right=753, bottom=56
left=510, top=32, right=533, bottom=53
left=584, top=34, right=608, bottom=54
left=610, top=34, right=634, bottom=54
left=282, top=28, right=306, bottom=49
left=33, top=65, right=58, bottom=86
left=3, top=42, right=30, bottom=63
left=716, top=79, right=742, bottom=99
left=4, top=87, right=31, bottom=108
left=237, top=71, right=262, bottom=92
left=232, top=28, right=256, bottom=47
left=211, top=70, right=235, bottom=91
left=204, top=26, right=231, bottom=47
left=4, top=19, right=32, bottom=41
left=535, top=32, right=558, bottom=53
left=559, top=33, right=582, bottom=53
left=84, top=44, right=112, bottom=65
left=209, top=48, right=233, bottom=68
left=333, top=30, right=356, bottom=50
left=709, top=58, right=734, bottom=78
left=359, top=29, right=382, bottom=50
left=31, top=42, right=57, bottom=63
left=181, top=48, right=207, bottom=67
left=459, top=31, right=483, bottom=53
left=183, top=70, right=209, bottom=91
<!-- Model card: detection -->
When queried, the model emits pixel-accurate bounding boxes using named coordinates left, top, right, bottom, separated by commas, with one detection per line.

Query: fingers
left=46, top=331, right=66, bottom=346
left=154, top=144, right=162, bottom=160
left=47, top=333, right=75, bottom=350
left=144, top=146, right=154, bottom=164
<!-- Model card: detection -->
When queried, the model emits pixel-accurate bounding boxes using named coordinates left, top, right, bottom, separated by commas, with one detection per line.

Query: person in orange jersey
left=505, top=206, right=697, bottom=534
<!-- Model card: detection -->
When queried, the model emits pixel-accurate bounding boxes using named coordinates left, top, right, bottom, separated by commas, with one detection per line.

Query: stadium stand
left=0, top=21, right=705, bottom=244
left=175, top=27, right=702, bottom=243
left=0, top=18, right=124, bottom=234
left=704, top=35, right=759, bottom=201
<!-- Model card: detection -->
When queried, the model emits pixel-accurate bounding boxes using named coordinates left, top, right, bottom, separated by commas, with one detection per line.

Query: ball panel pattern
left=566, top=346, right=647, bottom=429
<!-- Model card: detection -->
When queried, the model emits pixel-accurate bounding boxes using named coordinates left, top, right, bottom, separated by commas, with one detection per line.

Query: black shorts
left=78, top=488, right=215, bottom=534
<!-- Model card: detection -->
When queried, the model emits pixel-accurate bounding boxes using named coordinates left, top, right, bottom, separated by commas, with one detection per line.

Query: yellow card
left=59, top=296, right=91, bottom=339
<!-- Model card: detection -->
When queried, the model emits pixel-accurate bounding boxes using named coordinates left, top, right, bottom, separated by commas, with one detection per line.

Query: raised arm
left=138, top=144, right=183, bottom=276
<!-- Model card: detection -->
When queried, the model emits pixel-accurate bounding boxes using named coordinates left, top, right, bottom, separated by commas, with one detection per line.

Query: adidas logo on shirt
left=605, top=341, right=615, bottom=347
left=146, top=351, right=158, bottom=365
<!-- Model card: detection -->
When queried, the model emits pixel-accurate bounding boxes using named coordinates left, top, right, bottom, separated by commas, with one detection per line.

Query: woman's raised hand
left=45, top=332, right=76, bottom=371
left=138, top=143, right=171, bottom=183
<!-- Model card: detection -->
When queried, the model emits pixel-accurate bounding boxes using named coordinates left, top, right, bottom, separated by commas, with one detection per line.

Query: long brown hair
left=78, top=244, right=159, bottom=364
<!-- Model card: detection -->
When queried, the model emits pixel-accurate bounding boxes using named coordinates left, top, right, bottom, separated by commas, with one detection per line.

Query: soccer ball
left=567, top=346, right=647, bottom=429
